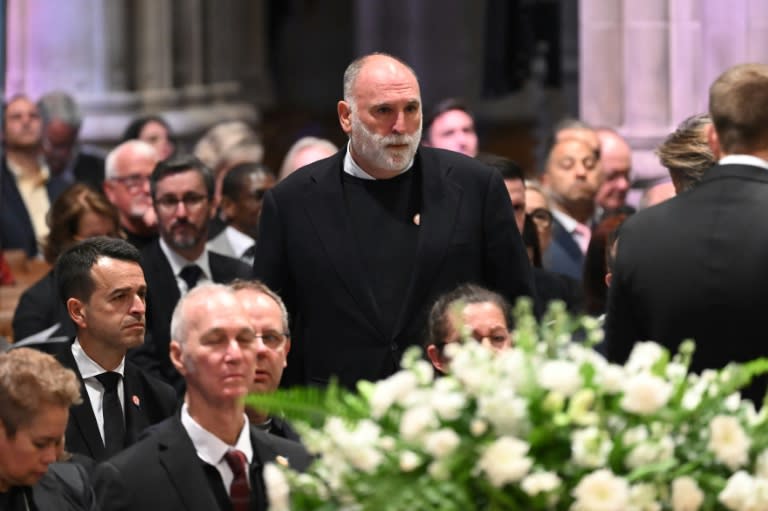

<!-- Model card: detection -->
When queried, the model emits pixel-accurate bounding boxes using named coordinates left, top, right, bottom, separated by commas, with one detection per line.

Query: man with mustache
left=253, top=53, right=535, bottom=389
left=131, top=155, right=251, bottom=395
left=50, top=236, right=177, bottom=462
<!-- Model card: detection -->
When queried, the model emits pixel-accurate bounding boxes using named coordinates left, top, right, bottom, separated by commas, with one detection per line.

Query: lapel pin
left=413, top=213, right=420, bottom=226
left=132, top=395, right=141, bottom=407
left=275, top=455, right=289, bottom=467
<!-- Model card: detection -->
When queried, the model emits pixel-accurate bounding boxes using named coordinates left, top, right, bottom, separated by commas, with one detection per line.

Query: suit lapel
left=391, top=153, right=462, bottom=339
left=551, top=218, right=582, bottom=262
left=303, top=157, right=383, bottom=334
left=158, top=417, right=221, bottom=511
left=56, top=347, right=106, bottom=460
left=122, top=363, right=149, bottom=446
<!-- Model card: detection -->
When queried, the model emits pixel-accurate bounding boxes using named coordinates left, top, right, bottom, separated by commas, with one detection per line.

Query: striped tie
left=224, top=449, right=250, bottom=511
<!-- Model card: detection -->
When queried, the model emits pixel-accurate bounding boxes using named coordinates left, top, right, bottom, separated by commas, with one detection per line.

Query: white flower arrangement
left=247, top=300, right=768, bottom=511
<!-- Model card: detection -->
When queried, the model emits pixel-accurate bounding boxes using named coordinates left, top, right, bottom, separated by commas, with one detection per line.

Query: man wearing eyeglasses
left=130, top=155, right=252, bottom=395
left=207, top=163, right=276, bottom=266
left=230, top=280, right=301, bottom=441
left=103, top=140, right=160, bottom=251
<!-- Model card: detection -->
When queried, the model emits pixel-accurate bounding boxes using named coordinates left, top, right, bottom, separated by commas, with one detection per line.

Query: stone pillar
left=134, top=0, right=177, bottom=109
left=5, top=0, right=260, bottom=147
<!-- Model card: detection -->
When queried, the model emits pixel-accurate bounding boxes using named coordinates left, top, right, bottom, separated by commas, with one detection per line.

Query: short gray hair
left=342, top=52, right=417, bottom=103
left=278, top=136, right=338, bottom=179
left=37, top=91, right=82, bottom=128
left=229, top=279, right=291, bottom=335
left=170, top=283, right=236, bottom=346
left=104, top=139, right=158, bottom=180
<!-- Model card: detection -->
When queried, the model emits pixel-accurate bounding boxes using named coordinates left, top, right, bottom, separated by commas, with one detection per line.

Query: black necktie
left=224, top=450, right=250, bottom=511
left=180, top=264, right=203, bottom=291
left=95, top=372, right=125, bottom=456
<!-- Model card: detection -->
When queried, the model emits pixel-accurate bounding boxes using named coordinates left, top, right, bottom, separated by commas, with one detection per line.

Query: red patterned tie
left=224, top=449, right=250, bottom=511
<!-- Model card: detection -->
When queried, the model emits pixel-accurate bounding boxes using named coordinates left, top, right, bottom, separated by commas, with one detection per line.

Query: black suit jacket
left=55, top=344, right=177, bottom=462
left=130, top=241, right=252, bottom=391
left=253, top=147, right=535, bottom=389
left=27, top=461, right=95, bottom=511
left=0, top=158, right=67, bottom=256
left=605, top=163, right=768, bottom=402
left=92, top=415, right=312, bottom=511
left=12, top=270, right=76, bottom=342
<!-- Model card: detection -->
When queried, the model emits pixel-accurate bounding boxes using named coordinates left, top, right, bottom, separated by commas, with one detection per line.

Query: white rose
left=599, top=364, right=626, bottom=394
left=399, top=450, right=421, bottom=472
left=431, top=390, right=467, bottom=421
left=571, top=469, right=630, bottom=511
left=719, top=471, right=754, bottom=510
left=470, top=419, right=488, bottom=437
left=476, top=436, right=532, bottom=487
left=264, top=463, right=291, bottom=511
left=755, top=449, right=768, bottom=479
left=708, top=415, right=751, bottom=470
left=625, top=342, right=665, bottom=373
left=625, top=435, right=675, bottom=470
left=424, top=429, right=461, bottom=459
left=571, top=427, right=613, bottom=468
left=538, top=360, right=582, bottom=396
left=399, top=405, right=437, bottom=441
left=521, top=471, right=561, bottom=496
left=629, top=483, right=661, bottom=511
left=477, top=390, right=528, bottom=436
left=621, top=373, right=673, bottom=415
left=370, top=371, right=418, bottom=418
left=671, top=476, right=704, bottom=511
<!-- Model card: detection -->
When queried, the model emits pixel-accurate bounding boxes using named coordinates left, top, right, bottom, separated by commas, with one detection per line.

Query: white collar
left=71, top=338, right=126, bottom=379
left=719, top=154, right=768, bottom=171
left=224, top=226, right=256, bottom=258
left=550, top=208, right=584, bottom=234
left=180, top=403, right=253, bottom=467
left=159, top=237, right=212, bottom=281
left=342, top=141, right=414, bottom=180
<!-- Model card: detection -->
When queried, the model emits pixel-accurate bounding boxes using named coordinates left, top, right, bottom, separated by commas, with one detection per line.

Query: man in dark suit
left=50, top=236, right=177, bottom=462
left=253, top=53, right=535, bottom=390
left=605, top=63, right=768, bottom=404
left=93, top=284, right=311, bottom=511
left=0, top=95, right=67, bottom=257
left=37, top=91, right=106, bottom=192
left=130, top=155, right=252, bottom=393
left=540, top=133, right=602, bottom=281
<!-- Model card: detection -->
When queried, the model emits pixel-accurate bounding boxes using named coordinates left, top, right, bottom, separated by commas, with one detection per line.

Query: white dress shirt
left=180, top=403, right=254, bottom=490
left=159, top=237, right=213, bottom=295
left=71, top=339, right=126, bottom=443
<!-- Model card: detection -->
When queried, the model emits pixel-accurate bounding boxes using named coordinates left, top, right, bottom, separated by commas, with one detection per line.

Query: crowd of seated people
left=0, top=57, right=765, bottom=509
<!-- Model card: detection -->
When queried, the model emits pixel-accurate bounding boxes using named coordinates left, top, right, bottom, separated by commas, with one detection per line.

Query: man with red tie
left=92, top=283, right=310, bottom=511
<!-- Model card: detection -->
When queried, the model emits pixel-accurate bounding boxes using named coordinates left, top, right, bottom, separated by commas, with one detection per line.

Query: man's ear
left=67, top=298, right=87, bottom=329
left=707, top=123, right=722, bottom=160
left=282, top=340, right=291, bottom=368
left=426, top=344, right=447, bottom=374
left=338, top=100, right=352, bottom=135
left=170, top=340, right=186, bottom=376
left=220, top=196, right=235, bottom=222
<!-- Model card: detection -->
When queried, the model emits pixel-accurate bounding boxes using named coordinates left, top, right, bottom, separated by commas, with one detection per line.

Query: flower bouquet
left=248, top=300, right=768, bottom=511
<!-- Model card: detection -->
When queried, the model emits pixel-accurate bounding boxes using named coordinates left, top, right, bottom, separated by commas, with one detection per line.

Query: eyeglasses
left=440, top=328, right=510, bottom=351
left=254, top=331, right=289, bottom=349
left=528, top=208, right=553, bottom=230
left=111, top=174, right=150, bottom=191
left=155, top=193, right=208, bottom=212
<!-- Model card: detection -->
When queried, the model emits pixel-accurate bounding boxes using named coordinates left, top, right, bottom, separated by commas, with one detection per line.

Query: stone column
left=134, top=0, right=177, bottom=109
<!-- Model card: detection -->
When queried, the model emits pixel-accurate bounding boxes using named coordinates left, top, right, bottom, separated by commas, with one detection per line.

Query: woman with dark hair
left=12, top=184, right=120, bottom=341
left=121, top=114, right=176, bottom=161
left=424, top=283, right=513, bottom=373
left=0, top=347, right=93, bottom=510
